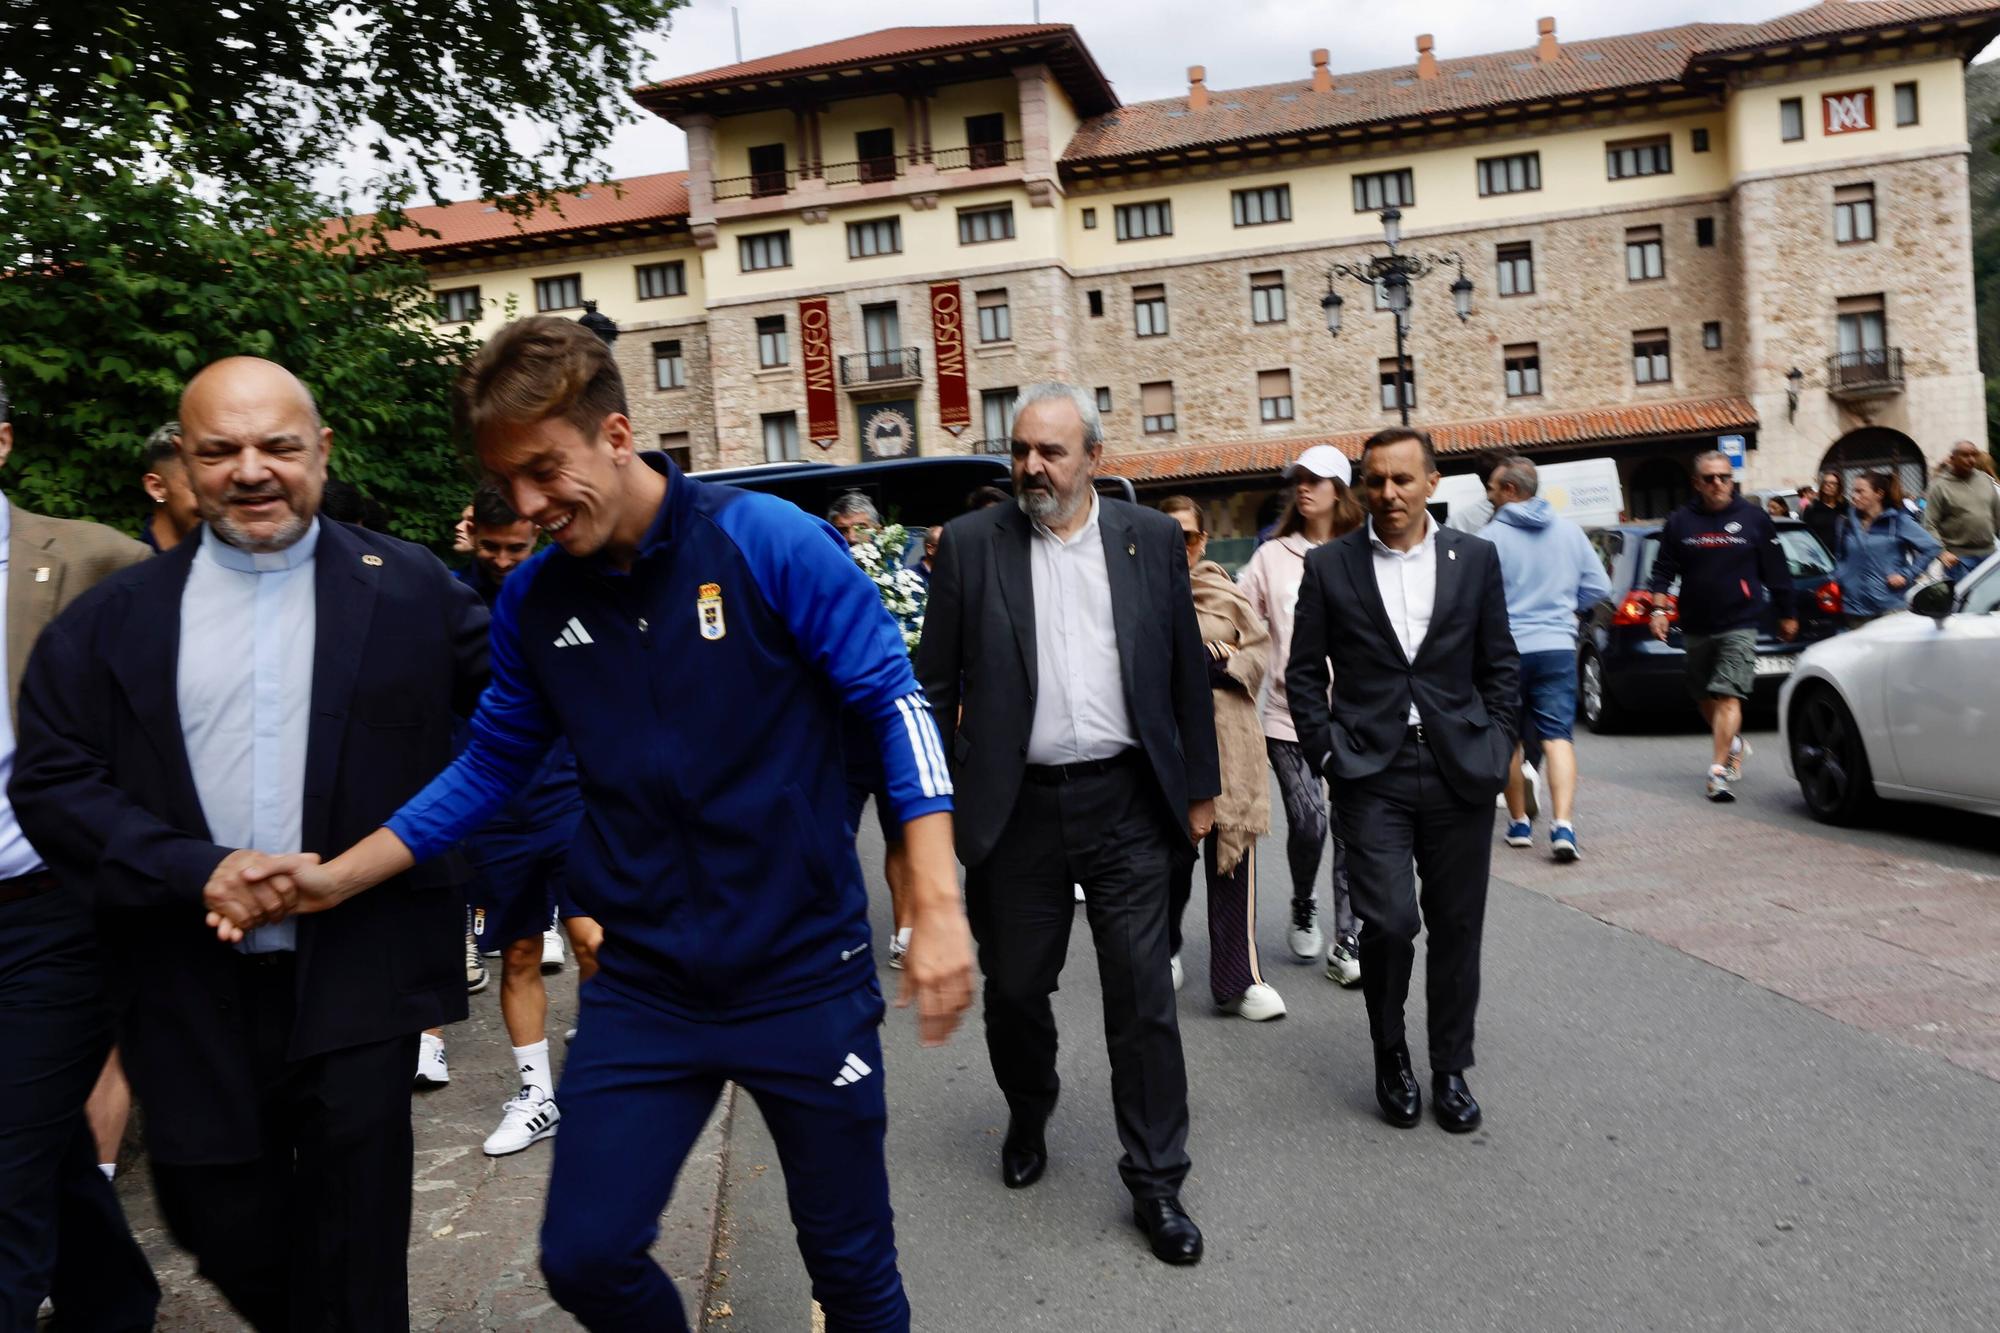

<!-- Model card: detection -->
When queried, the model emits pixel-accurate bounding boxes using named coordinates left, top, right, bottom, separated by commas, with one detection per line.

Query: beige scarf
left=1189, top=560, right=1271, bottom=874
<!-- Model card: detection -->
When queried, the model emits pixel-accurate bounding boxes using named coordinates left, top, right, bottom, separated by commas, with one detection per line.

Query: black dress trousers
left=965, top=758, right=1191, bottom=1200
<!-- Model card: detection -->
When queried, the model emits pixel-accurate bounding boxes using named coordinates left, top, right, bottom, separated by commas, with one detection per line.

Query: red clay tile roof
left=1061, top=1, right=2000, bottom=165
left=1098, top=397, right=1760, bottom=482
left=351, top=172, right=691, bottom=257
left=638, top=25, right=1075, bottom=93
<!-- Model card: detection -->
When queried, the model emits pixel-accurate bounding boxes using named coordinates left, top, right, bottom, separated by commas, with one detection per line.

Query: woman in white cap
left=1235, top=445, right=1366, bottom=986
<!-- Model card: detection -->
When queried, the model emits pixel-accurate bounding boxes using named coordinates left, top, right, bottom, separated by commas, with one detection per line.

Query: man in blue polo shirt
left=220, top=317, right=973, bottom=1332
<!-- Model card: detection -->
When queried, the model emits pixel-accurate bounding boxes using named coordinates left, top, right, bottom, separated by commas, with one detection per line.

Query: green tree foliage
left=0, top=0, right=684, bottom=208
left=0, top=96, right=480, bottom=544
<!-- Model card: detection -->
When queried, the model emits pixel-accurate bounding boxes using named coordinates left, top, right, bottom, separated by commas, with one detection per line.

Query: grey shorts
left=1684, top=628, right=1757, bottom=701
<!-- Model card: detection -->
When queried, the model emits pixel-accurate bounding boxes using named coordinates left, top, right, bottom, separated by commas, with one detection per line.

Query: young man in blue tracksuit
left=1476, top=457, right=1610, bottom=860
left=220, top=318, right=976, bottom=1332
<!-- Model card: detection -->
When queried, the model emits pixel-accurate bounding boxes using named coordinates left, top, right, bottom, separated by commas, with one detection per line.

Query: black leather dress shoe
left=1000, top=1114, right=1048, bottom=1189
left=1132, top=1197, right=1204, bottom=1265
left=1432, top=1072, right=1482, bottom=1133
left=1374, top=1044, right=1421, bottom=1128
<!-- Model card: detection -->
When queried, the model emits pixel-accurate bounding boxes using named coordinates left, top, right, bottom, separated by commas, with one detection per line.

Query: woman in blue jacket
left=1834, top=471, right=1941, bottom=626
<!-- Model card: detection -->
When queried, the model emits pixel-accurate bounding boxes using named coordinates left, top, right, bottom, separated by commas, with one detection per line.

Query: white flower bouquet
left=850, top=522, right=927, bottom=655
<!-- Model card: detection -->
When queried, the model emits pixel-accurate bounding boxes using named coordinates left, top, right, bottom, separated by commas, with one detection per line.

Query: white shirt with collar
left=1367, top=513, right=1440, bottom=725
left=1025, top=491, right=1139, bottom=766
left=178, top=521, right=320, bottom=952
left=0, top=495, right=47, bottom=880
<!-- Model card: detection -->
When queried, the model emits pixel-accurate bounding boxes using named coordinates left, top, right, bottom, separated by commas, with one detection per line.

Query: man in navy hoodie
left=1477, top=456, right=1609, bottom=860
left=1646, top=451, right=1797, bottom=802
left=218, top=317, right=975, bottom=1332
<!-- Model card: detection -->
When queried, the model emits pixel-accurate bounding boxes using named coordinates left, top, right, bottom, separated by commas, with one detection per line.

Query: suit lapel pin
left=1447, top=549, right=1457, bottom=561
left=1126, top=542, right=1136, bottom=556
left=361, top=554, right=383, bottom=567
left=33, top=567, right=49, bottom=582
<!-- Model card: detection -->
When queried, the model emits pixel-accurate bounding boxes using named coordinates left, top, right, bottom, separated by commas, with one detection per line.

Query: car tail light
left=1815, top=581, right=1842, bottom=616
left=1611, top=590, right=1676, bottom=627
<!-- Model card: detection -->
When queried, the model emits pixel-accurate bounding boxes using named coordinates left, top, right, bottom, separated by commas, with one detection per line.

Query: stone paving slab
left=116, top=961, right=734, bottom=1330
left=1500, top=770, right=2000, bottom=1082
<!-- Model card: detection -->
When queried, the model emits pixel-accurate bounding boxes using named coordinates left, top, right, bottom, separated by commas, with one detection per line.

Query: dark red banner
left=799, top=297, right=838, bottom=448
left=930, top=281, right=970, bottom=437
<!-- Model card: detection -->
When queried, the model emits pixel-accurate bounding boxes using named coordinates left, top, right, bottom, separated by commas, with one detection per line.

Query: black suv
left=1578, top=519, right=1842, bottom=732
left=695, top=456, right=1137, bottom=527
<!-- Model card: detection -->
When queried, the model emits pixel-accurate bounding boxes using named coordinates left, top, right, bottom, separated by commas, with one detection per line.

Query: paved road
left=712, top=723, right=2000, bottom=1332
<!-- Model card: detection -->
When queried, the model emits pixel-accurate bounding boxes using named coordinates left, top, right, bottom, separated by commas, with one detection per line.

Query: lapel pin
left=361, top=554, right=383, bottom=567
left=1126, top=542, right=1137, bottom=556
left=1447, top=549, right=1457, bottom=561
left=33, top=567, right=49, bottom=582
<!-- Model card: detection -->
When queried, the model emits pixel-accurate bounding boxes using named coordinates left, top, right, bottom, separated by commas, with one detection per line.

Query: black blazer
left=915, top=496, right=1220, bottom=868
left=1286, top=524, right=1520, bottom=804
left=10, top=521, right=489, bottom=1164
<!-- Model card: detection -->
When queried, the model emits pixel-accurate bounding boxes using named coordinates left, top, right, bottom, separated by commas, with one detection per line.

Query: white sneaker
left=1170, top=953, right=1183, bottom=991
left=482, top=1088, right=560, bottom=1156
left=414, top=1033, right=449, bottom=1089
left=563, top=1028, right=577, bottom=1044
left=1725, top=736, right=1750, bottom=783
left=1286, top=897, right=1324, bottom=960
left=465, top=925, right=488, bottom=995
left=1521, top=762, right=1541, bottom=819
left=889, top=926, right=912, bottom=970
left=1326, top=934, right=1362, bottom=988
left=1218, top=983, right=1287, bottom=1021
left=541, top=926, right=564, bottom=974
left=1073, top=883, right=1086, bottom=904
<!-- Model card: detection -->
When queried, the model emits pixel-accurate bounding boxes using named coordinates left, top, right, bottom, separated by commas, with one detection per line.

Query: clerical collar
left=200, top=518, right=322, bottom=574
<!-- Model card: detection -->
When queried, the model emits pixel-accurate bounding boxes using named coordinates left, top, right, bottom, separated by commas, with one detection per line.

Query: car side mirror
left=1910, top=580, right=1956, bottom=622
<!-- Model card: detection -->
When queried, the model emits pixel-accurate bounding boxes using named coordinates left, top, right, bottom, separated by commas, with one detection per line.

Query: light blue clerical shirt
left=0, top=495, right=50, bottom=880
left=178, top=521, right=319, bottom=953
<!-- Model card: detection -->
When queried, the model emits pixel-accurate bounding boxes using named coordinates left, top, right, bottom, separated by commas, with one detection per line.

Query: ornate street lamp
left=1786, top=365, right=1805, bottom=421
left=1323, top=208, right=1474, bottom=427
left=577, top=300, right=620, bottom=348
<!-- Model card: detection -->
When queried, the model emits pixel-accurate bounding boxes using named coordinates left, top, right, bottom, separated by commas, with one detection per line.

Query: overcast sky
left=365, top=0, right=2000, bottom=204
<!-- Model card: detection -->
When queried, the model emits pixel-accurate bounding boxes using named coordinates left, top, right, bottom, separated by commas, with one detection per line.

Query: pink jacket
left=1234, top=533, right=1325, bottom=743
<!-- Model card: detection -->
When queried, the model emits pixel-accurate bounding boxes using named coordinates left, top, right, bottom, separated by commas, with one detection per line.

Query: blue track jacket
left=390, top=456, right=953, bottom=1018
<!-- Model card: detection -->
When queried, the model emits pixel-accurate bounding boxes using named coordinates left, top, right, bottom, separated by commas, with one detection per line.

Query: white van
left=1430, top=457, right=1624, bottom=530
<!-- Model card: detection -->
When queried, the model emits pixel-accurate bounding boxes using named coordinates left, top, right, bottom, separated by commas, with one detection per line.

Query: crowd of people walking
left=0, top=325, right=1993, bottom=1331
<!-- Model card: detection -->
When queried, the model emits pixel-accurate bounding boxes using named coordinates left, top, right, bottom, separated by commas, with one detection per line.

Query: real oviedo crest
left=697, top=582, right=726, bottom=641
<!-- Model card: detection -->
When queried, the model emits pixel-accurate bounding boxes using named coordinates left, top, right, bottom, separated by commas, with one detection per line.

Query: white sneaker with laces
left=414, top=1033, right=449, bottom=1089
left=483, top=1089, right=561, bottom=1157
left=889, top=926, right=912, bottom=970
left=541, top=926, right=565, bottom=974
left=1286, top=897, right=1324, bottom=960
left=1219, top=983, right=1287, bottom=1021
left=1326, top=934, right=1362, bottom=988
left=1725, top=736, right=1750, bottom=783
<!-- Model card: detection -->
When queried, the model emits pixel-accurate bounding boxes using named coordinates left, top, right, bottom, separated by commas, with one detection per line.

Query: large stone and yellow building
left=383, top=2, right=2000, bottom=529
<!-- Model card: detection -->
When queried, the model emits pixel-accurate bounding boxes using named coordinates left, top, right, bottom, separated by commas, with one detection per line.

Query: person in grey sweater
left=1923, top=441, right=2000, bottom=584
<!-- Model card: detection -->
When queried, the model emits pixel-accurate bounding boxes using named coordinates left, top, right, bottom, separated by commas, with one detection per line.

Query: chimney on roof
left=1537, top=16, right=1560, bottom=64
left=1187, top=64, right=1210, bottom=111
left=1416, top=34, right=1439, bottom=81
left=1311, top=48, right=1333, bottom=94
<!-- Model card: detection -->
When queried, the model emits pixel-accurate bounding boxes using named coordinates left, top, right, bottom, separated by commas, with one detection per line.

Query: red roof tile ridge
left=637, top=24, right=1077, bottom=93
left=341, top=171, right=692, bottom=254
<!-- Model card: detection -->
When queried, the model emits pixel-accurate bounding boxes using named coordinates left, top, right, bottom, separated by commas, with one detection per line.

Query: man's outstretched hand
left=203, top=850, right=319, bottom=943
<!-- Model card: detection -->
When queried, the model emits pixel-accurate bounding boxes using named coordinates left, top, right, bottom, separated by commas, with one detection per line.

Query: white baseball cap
left=1283, top=444, right=1351, bottom=486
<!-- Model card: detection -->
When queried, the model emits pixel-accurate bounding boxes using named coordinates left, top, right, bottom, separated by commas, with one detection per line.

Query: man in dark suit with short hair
left=1287, top=427, right=1519, bottom=1134
left=916, top=381, right=1219, bottom=1266
left=11, top=357, right=488, bottom=1330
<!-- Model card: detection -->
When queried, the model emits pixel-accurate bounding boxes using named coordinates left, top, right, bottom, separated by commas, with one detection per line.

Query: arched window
left=1628, top=456, right=1690, bottom=519
left=1818, top=428, right=1927, bottom=500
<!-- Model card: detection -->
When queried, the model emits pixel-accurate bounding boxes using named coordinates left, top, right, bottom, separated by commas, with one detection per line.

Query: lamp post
left=1320, top=208, right=1474, bottom=427
left=577, top=299, right=620, bottom=348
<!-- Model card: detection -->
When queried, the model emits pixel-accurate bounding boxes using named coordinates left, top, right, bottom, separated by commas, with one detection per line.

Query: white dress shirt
left=0, top=496, right=47, bottom=880
left=1367, top=514, right=1440, bottom=725
left=1025, top=492, right=1138, bottom=765
left=178, top=522, right=320, bottom=952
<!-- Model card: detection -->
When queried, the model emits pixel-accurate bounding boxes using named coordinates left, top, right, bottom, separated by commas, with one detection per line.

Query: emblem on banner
left=697, top=582, right=727, bottom=641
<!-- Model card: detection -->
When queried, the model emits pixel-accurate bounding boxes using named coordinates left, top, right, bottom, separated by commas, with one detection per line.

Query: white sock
left=98, top=1163, right=116, bottom=1182
left=513, top=1040, right=553, bottom=1101
left=1554, top=819, right=1574, bottom=832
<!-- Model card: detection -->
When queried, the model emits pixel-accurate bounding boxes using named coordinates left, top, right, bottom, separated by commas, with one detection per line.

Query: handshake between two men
left=202, top=848, right=359, bottom=943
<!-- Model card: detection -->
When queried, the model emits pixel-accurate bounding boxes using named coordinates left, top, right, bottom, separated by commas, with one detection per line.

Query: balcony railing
left=838, top=347, right=923, bottom=387
left=1826, top=348, right=1904, bottom=398
left=712, top=140, right=1024, bottom=201
left=972, top=437, right=1013, bottom=456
